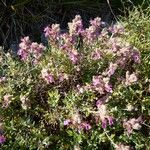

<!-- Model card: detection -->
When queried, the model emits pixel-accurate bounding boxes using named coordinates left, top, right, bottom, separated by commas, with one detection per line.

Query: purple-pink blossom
left=115, top=143, right=130, bottom=150
left=68, top=15, right=83, bottom=36
left=123, top=116, right=142, bottom=135
left=83, top=17, right=101, bottom=43
left=96, top=96, right=109, bottom=108
left=79, top=122, right=91, bottom=130
left=125, top=71, right=138, bottom=86
left=18, top=36, right=45, bottom=62
left=132, top=48, right=141, bottom=63
left=0, top=77, right=6, bottom=83
left=95, top=104, right=114, bottom=129
left=105, top=62, right=118, bottom=77
left=108, top=116, right=114, bottom=126
left=109, top=24, right=124, bottom=34
left=2, top=94, right=12, bottom=108
left=92, top=76, right=112, bottom=94
left=90, top=17, right=101, bottom=27
left=58, top=73, right=68, bottom=82
left=91, top=49, right=102, bottom=60
left=102, top=118, right=107, bottom=129
left=0, top=135, right=6, bottom=144
left=41, top=68, right=55, bottom=84
left=64, top=119, right=71, bottom=126
left=68, top=50, right=79, bottom=64
left=44, top=24, right=60, bottom=41
left=101, top=117, right=114, bottom=129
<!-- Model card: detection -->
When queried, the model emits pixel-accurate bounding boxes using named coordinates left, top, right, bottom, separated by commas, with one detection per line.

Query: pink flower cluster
left=109, top=24, right=124, bottom=35
left=68, top=49, right=79, bottom=64
left=115, top=143, right=130, bottom=150
left=83, top=17, right=102, bottom=42
left=95, top=103, right=114, bottom=129
left=0, top=77, right=6, bottom=83
left=76, top=76, right=113, bottom=95
left=41, top=68, right=55, bottom=84
left=92, top=76, right=112, bottom=94
left=18, top=36, right=45, bottom=63
left=103, top=62, right=118, bottom=77
left=0, top=135, right=6, bottom=144
left=59, top=33, right=80, bottom=64
left=43, top=16, right=103, bottom=64
left=64, top=112, right=91, bottom=131
left=41, top=68, right=68, bottom=84
left=20, top=95, right=31, bottom=110
left=91, top=49, right=102, bottom=60
left=107, top=36, right=141, bottom=69
left=2, top=94, right=12, bottom=108
left=123, top=116, right=142, bottom=135
left=43, top=15, right=141, bottom=67
left=44, top=24, right=60, bottom=44
left=68, top=15, right=83, bottom=36
left=125, top=71, right=138, bottom=86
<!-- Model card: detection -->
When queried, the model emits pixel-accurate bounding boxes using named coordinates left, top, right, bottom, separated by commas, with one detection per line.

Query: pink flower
left=21, top=36, right=31, bottom=44
left=91, top=49, right=102, bottom=60
left=17, top=36, right=31, bottom=61
left=104, top=83, right=113, bottom=93
left=108, top=116, right=114, bottom=126
left=0, top=135, right=6, bottom=144
left=58, top=73, right=68, bottom=82
left=109, top=24, right=124, bottom=34
left=123, top=116, right=142, bottom=135
left=18, top=36, right=45, bottom=62
left=96, top=95, right=108, bottom=108
left=115, top=143, right=130, bottom=150
left=90, top=17, right=101, bottom=27
left=109, top=38, right=121, bottom=52
left=95, top=104, right=114, bottom=128
left=132, top=48, right=141, bottom=63
left=68, top=50, right=79, bottom=64
left=101, top=117, right=114, bottom=129
left=102, top=118, right=107, bottom=129
left=44, top=24, right=60, bottom=40
left=18, top=49, right=28, bottom=61
left=64, top=119, right=71, bottom=126
left=46, top=74, right=54, bottom=83
left=44, top=26, right=51, bottom=37
left=103, top=77, right=113, bottom=93
left=118, top=45, right=132, bottom=57
left=105, top=62, right=118, bottom=77
left=79, top=122, right=91, bottom=130
left=41, top=69, right=54, bottom=83
left=96, top=100, right=103, bottom=108
left=83, top=17, right=101, bottom=43
left=92, top=76, right=112, bottom=94
left=31, top=42, right=45, bottom=54
left=125, top=71, right=137, bottom=86
left=68, top=15, right=83, bottom=36
left=2, top=94, right=12, bottom=108
left=92, top=76, right=101, bottom=86
left=0, top=77, right=6, bottom=83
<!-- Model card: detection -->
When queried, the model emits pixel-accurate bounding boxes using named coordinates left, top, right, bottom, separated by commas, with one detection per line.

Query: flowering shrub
left=0, top=11, right=149, bottom=149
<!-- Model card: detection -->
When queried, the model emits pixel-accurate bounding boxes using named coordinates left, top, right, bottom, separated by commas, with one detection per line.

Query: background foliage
left=0, top=0, right=149, bottom=50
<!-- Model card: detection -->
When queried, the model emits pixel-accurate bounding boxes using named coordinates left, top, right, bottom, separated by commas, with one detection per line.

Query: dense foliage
left=0, top=7, right=150, bottom=149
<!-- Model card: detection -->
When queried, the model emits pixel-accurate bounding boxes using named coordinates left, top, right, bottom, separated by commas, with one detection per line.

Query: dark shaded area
left=0, top=0, right=149, bottom=51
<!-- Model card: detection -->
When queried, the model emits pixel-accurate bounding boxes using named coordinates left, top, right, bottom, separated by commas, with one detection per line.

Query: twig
left=104, top=130, right=118, bottom=148
left=106, top=0, right=118, bottom=21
